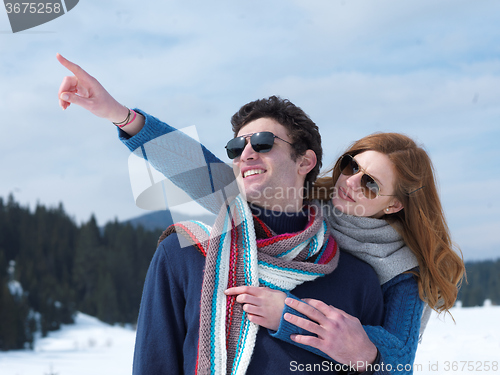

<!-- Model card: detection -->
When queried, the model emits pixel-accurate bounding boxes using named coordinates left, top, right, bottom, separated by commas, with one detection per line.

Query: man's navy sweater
left=133, top=208, right=384, bottom=374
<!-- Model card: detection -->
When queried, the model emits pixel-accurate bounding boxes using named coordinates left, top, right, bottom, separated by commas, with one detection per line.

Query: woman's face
left=331, top=150, right=403, bottom=218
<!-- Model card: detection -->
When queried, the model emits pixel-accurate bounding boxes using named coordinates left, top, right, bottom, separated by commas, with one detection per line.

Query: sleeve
left=363, top=273, right=424, bottom=374
left=132, top=238, right=186, bottom=375
left=269, top=292, right=325, bottom=356
left=270, top=274, right=422, bottom=375
left=119, top=109, right=237, bottom=215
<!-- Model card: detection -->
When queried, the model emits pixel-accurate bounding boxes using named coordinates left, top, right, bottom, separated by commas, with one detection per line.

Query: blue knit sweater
left=120, top=110, right=424, bottom=374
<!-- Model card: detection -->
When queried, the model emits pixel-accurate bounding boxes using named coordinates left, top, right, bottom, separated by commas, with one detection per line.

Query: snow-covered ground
left=0, top=305, right=499, bottom=374
left=414, top=303, right=500, bottom=374
left=0, top=313, right=135, bottom=375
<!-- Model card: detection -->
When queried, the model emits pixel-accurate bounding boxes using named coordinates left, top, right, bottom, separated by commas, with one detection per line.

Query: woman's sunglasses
left=225, top=131, right=293, bottom=160
left=339, top=154, right=395, bottom=199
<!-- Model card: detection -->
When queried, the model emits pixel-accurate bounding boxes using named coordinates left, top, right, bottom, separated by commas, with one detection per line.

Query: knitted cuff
left=269, top=292, right=309, bottom=338
left=118, top=108, right=177, bottom=152
left=268, top=292, right=333, bottom=361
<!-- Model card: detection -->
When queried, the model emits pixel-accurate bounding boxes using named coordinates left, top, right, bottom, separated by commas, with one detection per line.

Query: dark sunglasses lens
left=225, top=137, right=246, bottom=159
left=340, top=155, right=359, bottom=176
left=361, top=174, right=380, bottom=199
left=251, top=132, right=275, bottom=153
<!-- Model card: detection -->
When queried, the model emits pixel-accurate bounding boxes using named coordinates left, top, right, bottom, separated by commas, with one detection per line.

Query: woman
left=57, top=54, right=465, bottom=373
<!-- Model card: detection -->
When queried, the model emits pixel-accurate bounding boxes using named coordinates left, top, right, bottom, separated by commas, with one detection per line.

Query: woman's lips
left=339, top=187, right=355, bottom=202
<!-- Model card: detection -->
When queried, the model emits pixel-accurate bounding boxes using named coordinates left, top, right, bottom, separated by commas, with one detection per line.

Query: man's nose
left=239, top=141, right=258, bottom=161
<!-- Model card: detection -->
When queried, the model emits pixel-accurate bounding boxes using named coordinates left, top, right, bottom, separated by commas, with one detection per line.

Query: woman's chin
left=330, top=198, right=346, bottom=212
left=330, top=199, right=370, bottom=217
left=329, top=200, right=351, bottom=216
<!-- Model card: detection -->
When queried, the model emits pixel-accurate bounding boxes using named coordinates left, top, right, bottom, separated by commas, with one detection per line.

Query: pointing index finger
left=56, top=53, right=93, bottom=80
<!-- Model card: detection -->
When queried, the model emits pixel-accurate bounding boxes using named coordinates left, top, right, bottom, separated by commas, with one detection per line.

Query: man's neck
left=249, top=203, right=308, bottom=235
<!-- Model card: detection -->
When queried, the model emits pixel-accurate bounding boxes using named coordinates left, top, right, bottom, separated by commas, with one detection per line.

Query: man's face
left=232, top=118, right=308, bottom=212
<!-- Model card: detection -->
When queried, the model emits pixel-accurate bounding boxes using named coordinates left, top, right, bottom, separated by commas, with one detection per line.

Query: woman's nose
left=346, top=172, right=362, bottom=190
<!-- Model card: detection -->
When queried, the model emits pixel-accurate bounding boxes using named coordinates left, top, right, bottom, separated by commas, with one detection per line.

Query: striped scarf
left=159, top=196, right=339, bottom=375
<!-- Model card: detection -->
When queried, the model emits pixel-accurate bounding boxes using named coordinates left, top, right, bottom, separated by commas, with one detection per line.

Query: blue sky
left=1, top=0, right=499, bottom=260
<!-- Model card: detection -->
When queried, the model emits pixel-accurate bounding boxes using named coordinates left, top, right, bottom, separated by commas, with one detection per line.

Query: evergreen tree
left=73, top=215, right=103, bottom=317
left=0, top=269, right=34, bottom=350
left=96, top=272, right=120, bottom=324
left=458, top=260, right=500, bottom=306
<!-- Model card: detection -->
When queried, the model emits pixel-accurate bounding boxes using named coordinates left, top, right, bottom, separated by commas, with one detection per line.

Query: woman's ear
left=386, top=199, right=404, bottom=214
left=298, top=150, right=317, bottom=176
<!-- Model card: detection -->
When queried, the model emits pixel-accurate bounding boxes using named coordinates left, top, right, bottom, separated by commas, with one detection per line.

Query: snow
left=0, top=313, right=135, bottom=375
left=7, top=280, right=23, bottom=297
left=414, top=304, right=500, bottom=373
left=0, top=306, right=499, bottom=374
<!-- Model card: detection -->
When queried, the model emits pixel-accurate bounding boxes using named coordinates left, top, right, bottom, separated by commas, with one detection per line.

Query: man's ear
left=386, top=198, right=404, bottom=214
left=298, top=150, right=317, bottom=176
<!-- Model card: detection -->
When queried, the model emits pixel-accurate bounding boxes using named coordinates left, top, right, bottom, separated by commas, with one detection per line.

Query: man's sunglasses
left=225, top=131, right=293, bottom=160
left=339, top=154, right=396, bottom=199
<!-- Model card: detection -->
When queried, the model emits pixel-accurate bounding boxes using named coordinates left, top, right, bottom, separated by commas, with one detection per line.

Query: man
left=57, top=55, right=385, bottom=374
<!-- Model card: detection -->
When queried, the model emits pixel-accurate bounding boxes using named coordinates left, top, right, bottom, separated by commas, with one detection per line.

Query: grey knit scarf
left=323, top=201, right=418, bottom=284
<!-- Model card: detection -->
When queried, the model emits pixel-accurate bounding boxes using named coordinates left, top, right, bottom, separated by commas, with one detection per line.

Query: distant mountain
left=124, top=209, right=216, bottom=232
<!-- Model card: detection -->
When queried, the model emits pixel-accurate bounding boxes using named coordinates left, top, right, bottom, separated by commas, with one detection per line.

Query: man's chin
left=237, top=179, right=263, bottom=199
left=240, top=189, right=263, bottom=204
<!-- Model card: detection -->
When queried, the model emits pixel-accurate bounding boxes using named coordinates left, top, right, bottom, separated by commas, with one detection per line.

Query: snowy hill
left=1, top=305, right=499, bottom=374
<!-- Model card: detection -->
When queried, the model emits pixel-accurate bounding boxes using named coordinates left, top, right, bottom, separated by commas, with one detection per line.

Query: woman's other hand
left=285, top=297, right=378, bottom=372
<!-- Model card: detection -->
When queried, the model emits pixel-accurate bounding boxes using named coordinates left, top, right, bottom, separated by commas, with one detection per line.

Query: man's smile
left=242, top=168, right=267, bottom=178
